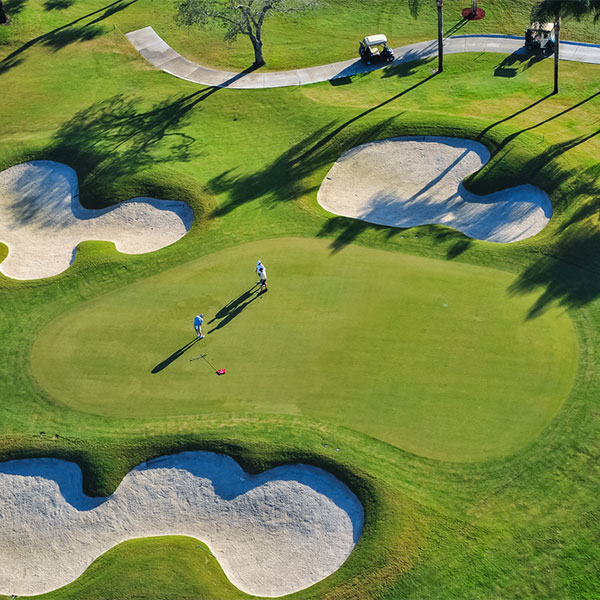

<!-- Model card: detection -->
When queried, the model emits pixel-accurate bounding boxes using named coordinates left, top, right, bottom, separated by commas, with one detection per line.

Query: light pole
left=436, top=0, right=444, bottom=73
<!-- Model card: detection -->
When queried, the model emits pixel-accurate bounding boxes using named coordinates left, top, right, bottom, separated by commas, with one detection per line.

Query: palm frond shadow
left=505, top=133, right=600, bottom=319
left=210, top=74, right=437, bottom=217
left=8, top=89, right=214, bottom=226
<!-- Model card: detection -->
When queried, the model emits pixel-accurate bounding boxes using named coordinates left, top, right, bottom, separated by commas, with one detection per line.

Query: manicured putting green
left=31, top=238, right=577, bottom=461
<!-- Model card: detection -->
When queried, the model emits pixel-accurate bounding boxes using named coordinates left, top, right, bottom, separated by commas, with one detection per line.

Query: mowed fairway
left=31, top=238, right=577, bottom=462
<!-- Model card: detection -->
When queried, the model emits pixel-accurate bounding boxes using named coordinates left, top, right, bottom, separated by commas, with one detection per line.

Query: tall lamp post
left=436, top=0, right=444, bottom=73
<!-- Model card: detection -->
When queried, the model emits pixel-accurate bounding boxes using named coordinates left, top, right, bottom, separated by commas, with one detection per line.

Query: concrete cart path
left=125, top=27, right=600, bottom=89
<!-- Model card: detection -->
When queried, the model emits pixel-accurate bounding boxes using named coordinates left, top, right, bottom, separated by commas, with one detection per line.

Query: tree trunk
left=252, top=37, right=264, bottom=66
left=0, top=1, right=8, bottom=25
left=437, top=1, right=444, bottom=73
left=553, top=18, right=560, bottom=95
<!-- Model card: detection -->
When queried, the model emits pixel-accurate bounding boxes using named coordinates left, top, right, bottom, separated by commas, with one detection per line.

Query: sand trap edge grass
left=0, top=161, right=194, bottom=280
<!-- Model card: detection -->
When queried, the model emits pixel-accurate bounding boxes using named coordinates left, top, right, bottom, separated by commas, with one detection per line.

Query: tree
left=531, top=0, right=597, bottom=94
left=408, top=0, right=445, bottom=73
left=0, top=1, right=7, bottom=25
left=176, top=0, right=316, bottom=67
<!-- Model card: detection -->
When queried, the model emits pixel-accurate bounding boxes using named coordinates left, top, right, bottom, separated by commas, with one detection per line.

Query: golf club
left=189, top=353, right=226, bottom=375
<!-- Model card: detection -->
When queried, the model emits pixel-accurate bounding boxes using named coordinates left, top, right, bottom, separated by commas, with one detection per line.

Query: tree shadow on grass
left=476, top=92, right=554, bottom=141
left=152, top=338, right=200, bottom=373
left=316, top=217, right=388, bottom=253
left=380, top=57, right=435, bottom=79
left=40, top=22, right=106, bottom=50
left=0, top=0, right=137, bottom=74
left=4, top=0, right=28, bottom=17
left=444, top=16, right=470, bottom=37
left=6, top=87, right=218, bottom=226
left=210, top=74, right=437, bottom=216
left=558, top=163, right=600, bottom=231
left=506, top=141, right=600, bottom=319
left=44, top=0, right=75, bottom=10
left=508, top=233, right=600, bottom=319
left=478, top=127, right=600, bottom=198
left=210, top=119, right=395, bottom=217
left=493, top=49, right=545, bottom=78
left=316, top=203, right=476, bottom=256
left=478, top=89, right=600, bottom=158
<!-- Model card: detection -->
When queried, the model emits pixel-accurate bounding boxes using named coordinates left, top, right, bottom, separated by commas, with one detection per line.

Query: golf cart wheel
left=526, top=43, right=533, bottom=51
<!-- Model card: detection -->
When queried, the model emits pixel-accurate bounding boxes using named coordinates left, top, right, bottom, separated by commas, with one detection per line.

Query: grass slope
left=33, top=537, right=250, bottom=600
left=31, top=238, right=576, bottom=462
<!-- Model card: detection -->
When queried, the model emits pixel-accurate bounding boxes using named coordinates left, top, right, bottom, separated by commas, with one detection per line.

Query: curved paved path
left=125, top=27, right=600, bottom=88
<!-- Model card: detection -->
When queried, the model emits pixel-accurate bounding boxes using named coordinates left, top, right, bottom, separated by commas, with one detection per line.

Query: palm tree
left=531, top=0, right=597, bottom=94
left=409, top=0, right=445, bottom=73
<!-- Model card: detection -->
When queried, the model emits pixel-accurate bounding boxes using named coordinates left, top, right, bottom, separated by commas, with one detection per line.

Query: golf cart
left=359, top=34, right=394, bottom=65
left=525, top=22, right=555, bottom=53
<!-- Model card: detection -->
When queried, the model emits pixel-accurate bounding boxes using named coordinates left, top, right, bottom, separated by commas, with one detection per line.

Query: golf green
left=31, top=238, right=577, bottom=462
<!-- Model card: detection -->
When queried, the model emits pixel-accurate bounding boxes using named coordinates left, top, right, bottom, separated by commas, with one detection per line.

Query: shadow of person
left=208, top=286, right=261, bottom=334
left=151, top=337, right=200, bottom=373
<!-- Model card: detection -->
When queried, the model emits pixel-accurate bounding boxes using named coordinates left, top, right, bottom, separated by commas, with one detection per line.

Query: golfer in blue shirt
left=194, top=314, right=204, bottom=339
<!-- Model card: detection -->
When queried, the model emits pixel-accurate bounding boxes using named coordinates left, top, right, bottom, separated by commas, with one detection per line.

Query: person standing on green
left=258, top=265, right=268, bottom=292
left=256, top=260, right=265, bottom=284
left=194, top=314, right=205, bottom=338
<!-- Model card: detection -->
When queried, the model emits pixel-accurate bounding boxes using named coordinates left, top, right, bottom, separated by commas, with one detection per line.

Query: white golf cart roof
left=363, top=34, right=388, bottom=47
left=530, top=22, right=555, bottom=32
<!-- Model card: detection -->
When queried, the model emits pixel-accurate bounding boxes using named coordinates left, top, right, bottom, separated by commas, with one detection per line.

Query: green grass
left=31, top=237, right=577, bottom=461
left=34, top=537, right=250, bottom=600
left=1, top=0, right=600, bottom=598
left=2, top=0, right=600, bottom=70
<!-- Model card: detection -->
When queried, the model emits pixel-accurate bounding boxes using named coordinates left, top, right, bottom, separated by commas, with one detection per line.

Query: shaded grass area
left=1, top=6, right=600, bottom=597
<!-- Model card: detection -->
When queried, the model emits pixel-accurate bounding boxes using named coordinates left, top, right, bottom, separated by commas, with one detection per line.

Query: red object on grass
left=461, top=7, right=485, bottom=20
left=216, top=369, right=226, bottom=375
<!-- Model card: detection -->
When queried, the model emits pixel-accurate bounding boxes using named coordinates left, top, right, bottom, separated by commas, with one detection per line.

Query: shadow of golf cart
left=358, top=34, right=395, bottom=65
left=525, top=22, right=555, bottom=54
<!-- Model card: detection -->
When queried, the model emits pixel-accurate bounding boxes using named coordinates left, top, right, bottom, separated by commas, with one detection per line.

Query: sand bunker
left=0, top=451, right=363, bottom=597
left=0, top=161, right=194, bottom=280
left=317, top=137, right=552, bottom=243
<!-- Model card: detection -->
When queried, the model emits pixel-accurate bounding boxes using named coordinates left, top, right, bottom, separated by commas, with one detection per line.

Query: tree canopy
left=176, top=0, right=316, bottom=66
left=531, top=0, right=597, bottom=23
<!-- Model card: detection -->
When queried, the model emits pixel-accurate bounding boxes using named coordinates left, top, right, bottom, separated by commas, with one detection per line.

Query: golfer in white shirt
left=258, top=266, right=268, bottom=292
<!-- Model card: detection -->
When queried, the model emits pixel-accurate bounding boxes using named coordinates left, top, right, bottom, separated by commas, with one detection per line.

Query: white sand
left=317, top=137, right=552, bottom=243
left=0, top=451, right=364, bottom=597
left=0, top=161, right=194, bottom=280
